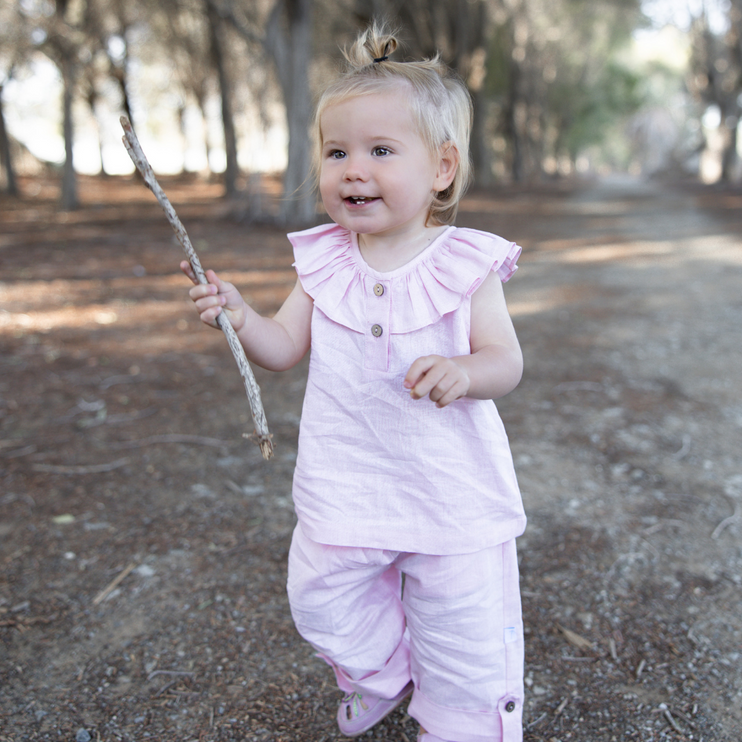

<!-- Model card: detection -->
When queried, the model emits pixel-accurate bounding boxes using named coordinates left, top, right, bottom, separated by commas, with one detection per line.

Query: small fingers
left=404, top=356, right=469, bottom=407
left=180, top=266, right=228, bottom=328
left=410, top=365, right=447, bottom=401
left=430, top=376, right=469, bottom=408
left=189, top=281, right=218, bottom=302
left=180, top=260, right=199, bottom=284
left=403, top=355, right=437, bottom=395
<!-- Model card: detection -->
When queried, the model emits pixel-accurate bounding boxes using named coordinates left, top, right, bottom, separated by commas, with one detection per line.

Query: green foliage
left=477, top=0, right=655, bottom=177
left=556, top=61, right=644, bottom=158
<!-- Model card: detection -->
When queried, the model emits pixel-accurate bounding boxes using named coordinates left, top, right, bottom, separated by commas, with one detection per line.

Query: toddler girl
left=183, top=24, right=526, bottom=742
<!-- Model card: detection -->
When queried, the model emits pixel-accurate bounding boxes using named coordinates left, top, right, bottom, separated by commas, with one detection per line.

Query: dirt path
left=501, top=176, right=742, bottom=740
left=1, top=174, right=740, bottom=741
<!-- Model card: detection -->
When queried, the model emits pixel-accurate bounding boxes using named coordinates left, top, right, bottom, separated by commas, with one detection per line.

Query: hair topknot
left=344, top=24, right=399, bottom=67
left=313, top=22, right=473, bottom=227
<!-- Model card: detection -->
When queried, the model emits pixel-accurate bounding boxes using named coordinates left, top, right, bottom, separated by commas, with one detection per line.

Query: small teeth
left=349, top=197, right=371, bottom=204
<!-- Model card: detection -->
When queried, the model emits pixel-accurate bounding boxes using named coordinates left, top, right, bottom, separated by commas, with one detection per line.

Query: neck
left=358, top=224, right=448, bottom=272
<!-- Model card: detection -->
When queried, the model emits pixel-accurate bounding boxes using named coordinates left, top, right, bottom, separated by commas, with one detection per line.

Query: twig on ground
left=154, top=680, right=180, bottom=697
left=92, top=562, right=138, bottom=605
left=663, top=707, right=684, bottom=735
left=110, top=434, right=235, bottom=450
left=526, top=712, right=547, bottom=729
left=711, top=496, right=740, bottom=540
left=99, top=373, right=150, bottom=390
left=0, top=614, right=58, bottom=628
left=1, top=444, right=37, bottom=459
left=558, top=623, right=594, bottom=650
left=671, top=708, right=697, bottom=729
left=147, top=670, right=197, bottom=680
left=0, top=439, right=24, bottom=449
left=33, top=458, right=130, bottom=475
left=672, top=433, right=692, bottom=459
left=120, top=116, right=273, bottom=460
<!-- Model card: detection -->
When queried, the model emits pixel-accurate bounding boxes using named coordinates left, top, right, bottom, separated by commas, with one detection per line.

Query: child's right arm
left=181, top=262, right=313, bottom=372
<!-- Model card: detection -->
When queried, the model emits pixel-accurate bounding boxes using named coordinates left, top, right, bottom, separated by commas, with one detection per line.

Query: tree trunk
left=87, top=88, right=108, bottom=177
left=265, top=0, right=316, bottom=225
left=720, top=115, right=739, bottom=182
left=0, top=83, right=19, bottom=196
left=471, top=88, right=493, bottom=187
left=196, top=93, right=213, bottom=174
left=207, top=0, right=239, bottom=197
left=505, top=62, right=525, bottom=183
left=61, top=55, right=78, bottom=211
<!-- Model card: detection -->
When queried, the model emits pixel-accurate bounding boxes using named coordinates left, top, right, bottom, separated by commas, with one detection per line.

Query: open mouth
left=346, top=196, right=377, bottom=205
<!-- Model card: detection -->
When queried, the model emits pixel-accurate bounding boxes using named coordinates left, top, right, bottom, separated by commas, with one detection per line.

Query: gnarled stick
left=120, top=116, right=273, bottom=460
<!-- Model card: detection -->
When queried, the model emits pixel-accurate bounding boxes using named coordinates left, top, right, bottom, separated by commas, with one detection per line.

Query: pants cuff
left=408, top=688, right=523, bottom=742
left=316, top=634, right=411, bottom=699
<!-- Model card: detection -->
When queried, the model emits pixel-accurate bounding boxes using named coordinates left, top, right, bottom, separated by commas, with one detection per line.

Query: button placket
left=364, top=279, right=391, bottom=371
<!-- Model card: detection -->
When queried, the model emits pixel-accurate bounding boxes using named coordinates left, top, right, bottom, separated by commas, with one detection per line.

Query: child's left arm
left=404, top=271, right=523, bottom=408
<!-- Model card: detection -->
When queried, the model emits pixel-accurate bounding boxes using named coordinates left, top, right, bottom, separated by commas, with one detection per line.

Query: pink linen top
left=287, top=223, right=526, bottom=555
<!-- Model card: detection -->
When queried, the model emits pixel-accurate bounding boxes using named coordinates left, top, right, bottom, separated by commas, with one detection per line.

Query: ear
left=432, top=142, right=459, bottom=192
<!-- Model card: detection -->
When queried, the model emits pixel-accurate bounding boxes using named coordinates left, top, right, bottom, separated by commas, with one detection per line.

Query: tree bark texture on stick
left=119, top=116, right=274, bottom=460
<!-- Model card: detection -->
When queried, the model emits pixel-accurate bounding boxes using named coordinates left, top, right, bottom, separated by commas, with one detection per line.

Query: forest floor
left=1, top=172, right=741, bottom=742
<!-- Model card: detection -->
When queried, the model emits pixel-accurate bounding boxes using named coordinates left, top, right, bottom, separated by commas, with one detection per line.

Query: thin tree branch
left=119, top=116, right=273, bottom=460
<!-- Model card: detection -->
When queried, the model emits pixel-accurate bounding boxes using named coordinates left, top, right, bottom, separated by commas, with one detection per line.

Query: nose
left=342, top=153, right=369, bottom=182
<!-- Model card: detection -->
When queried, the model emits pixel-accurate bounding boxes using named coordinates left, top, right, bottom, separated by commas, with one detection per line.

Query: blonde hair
left=314, top=23, right=473, bottom=226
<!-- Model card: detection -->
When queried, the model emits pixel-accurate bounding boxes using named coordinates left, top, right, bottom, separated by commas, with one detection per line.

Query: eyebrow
left=322, top=135, right=405, bottom=148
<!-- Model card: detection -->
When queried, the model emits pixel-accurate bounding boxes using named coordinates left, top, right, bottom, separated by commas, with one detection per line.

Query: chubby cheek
left=318, top=171, right=336, bottom=206
left=319, top=176, right=344, bottom=222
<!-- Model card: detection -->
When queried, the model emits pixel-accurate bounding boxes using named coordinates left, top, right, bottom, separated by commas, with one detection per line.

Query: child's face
left=319, top=89, right=451, bottom=242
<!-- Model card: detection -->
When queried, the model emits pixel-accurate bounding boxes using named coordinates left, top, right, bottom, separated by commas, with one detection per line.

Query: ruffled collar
left=288, top=223, right=520, bottom=334
left=348, top=226, right=456, bottom=278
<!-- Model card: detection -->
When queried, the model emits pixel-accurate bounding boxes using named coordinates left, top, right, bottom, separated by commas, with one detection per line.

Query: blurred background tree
left=2, top=0, right=739, bottom=216
left=688, top=0, right=742, bottom=182
left=0, top=2, right=32, bottom=198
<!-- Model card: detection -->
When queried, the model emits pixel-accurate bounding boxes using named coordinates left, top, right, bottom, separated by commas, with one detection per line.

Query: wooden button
left=371, top=324, right=383, bottom=337
left=373, top=283, right=385, bottom=297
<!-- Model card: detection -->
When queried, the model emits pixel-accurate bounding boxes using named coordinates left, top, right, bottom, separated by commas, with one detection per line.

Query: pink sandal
left=337, top=680, right=414, bottom=737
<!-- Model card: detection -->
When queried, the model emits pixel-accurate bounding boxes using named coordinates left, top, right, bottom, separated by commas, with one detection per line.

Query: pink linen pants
left=287, top=524, right=524, bottom=742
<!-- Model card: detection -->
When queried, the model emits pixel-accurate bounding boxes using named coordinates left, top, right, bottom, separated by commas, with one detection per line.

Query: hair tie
left=373, top=41, right=391, bottom=64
